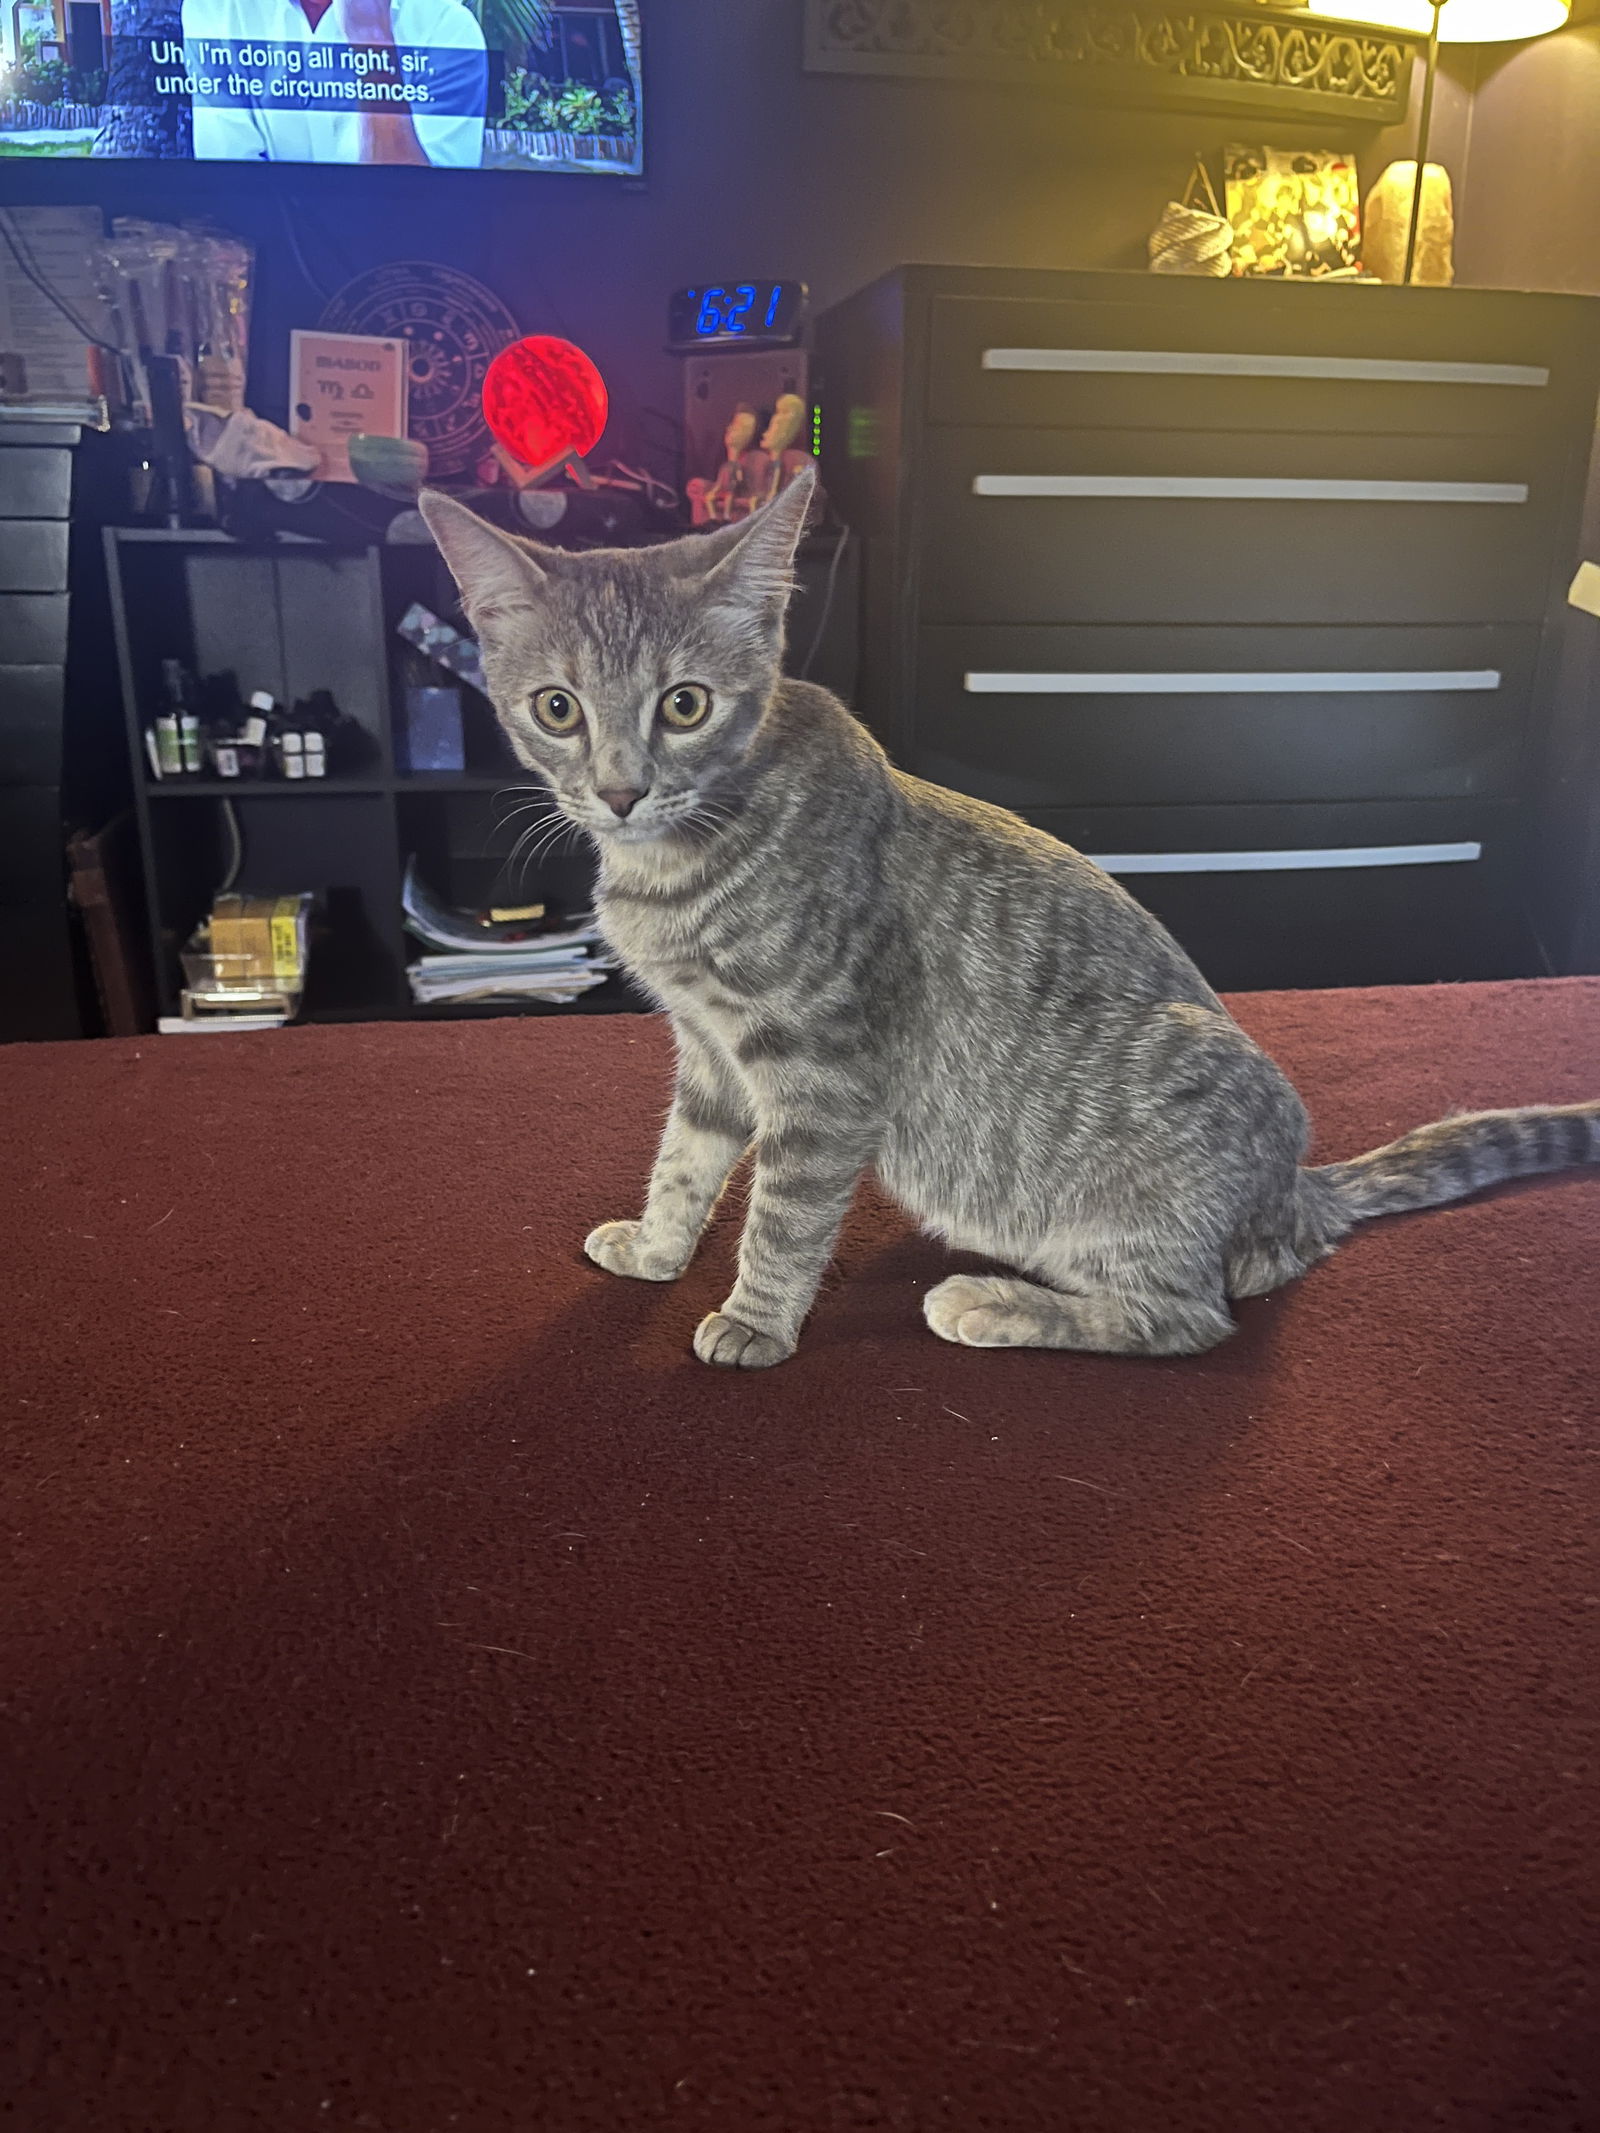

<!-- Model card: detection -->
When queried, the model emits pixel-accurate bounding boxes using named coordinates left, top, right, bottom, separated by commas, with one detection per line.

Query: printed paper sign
left=289, top=328, right=408, bottom=484
left=1569, top=561, right=1600, bottom=621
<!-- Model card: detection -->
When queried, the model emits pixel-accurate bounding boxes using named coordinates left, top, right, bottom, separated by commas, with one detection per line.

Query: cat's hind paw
left=924, top=1273, right=1040, bottom=1347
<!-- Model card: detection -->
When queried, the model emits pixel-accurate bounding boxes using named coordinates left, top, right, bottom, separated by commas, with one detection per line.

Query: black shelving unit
left=106, top=526, right=636, bottom=1024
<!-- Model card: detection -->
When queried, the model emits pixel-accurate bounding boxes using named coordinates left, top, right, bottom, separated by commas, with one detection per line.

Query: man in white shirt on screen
left=182, top=0, right=486, bottom=167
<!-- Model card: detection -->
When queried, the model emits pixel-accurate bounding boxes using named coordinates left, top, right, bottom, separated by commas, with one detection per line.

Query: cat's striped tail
left=1310, top=1101, right=1600, bottom=1222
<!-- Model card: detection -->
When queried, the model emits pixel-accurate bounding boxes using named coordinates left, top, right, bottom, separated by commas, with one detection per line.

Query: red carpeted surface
left=4, top=981, right=1598, bottom=2133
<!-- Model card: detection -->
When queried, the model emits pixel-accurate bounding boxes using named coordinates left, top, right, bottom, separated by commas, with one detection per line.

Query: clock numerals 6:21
left=691, top=283, right=785, bottom=337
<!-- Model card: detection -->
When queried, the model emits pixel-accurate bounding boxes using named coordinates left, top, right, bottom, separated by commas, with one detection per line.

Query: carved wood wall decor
left=803, top=1, right=1419, bottom=124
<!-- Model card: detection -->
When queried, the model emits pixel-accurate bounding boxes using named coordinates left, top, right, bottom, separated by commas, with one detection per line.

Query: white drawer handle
left=981, top=348, right=1550, bottom=389
left=964, top=670, right=1503, bottom=696
left=973, top=474, right=1528, bottom=504
left=1086, top=842, right=1482, bottom=874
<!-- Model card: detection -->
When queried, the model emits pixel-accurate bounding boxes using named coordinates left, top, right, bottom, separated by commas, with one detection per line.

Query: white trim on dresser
left=963, top=670, right=1503, bottom=696
left=972, top=474, right=1529, bottom=505
left=980, top=347, right=1550, bottom=389
left=1085, top=842, right=1483, bottom=874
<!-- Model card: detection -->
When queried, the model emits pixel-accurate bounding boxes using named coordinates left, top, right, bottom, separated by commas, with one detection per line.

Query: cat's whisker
left=508, top=813, right=582, bottom=889
left=493, top=807, right=557, bottom=841
left=516, top=830, right=579, bottom=892
left=509, top=814, right=573, bottom=871
left=503, top=809, right=554, bottom=856
left=503, top=820, right=570, bottom=879
left=492, top=791, right=561, bottom=830
left=493, top=789, right=557, bottom=819
left=677, top=798, right=738, bottom=843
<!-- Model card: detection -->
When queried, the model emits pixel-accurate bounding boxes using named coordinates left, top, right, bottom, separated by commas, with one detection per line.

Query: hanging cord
left=217, top=797, right=244, bottom=892
left=598, top=459, right=679, bottom=512
left=799, top=522, right=850, bottom=679
left=276, top=197, right=337, bottom=305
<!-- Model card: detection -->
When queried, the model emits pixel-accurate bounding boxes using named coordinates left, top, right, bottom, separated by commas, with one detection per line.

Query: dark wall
left=1446, top=21, right=1600, bottom=970
left=1454, top=22, right=1600, bottom=297
left=3, top=0, right=1385, bottom=463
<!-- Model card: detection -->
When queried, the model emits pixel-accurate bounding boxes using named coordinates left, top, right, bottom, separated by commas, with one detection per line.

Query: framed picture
left=1224, top=145, right=1362, bottom=279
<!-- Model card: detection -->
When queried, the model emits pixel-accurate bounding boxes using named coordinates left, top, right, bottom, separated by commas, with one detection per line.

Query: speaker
left=681, top=347, right=810, bottom=488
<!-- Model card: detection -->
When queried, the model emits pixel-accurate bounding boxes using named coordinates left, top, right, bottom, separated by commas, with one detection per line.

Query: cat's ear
left=699, top=465, right=816, bottom=627
left=418, top=489, right=547, bottom=629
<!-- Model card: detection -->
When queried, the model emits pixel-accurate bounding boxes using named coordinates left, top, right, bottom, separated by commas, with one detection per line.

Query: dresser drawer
left=0, top=591, right=68, bottom=665
left=0, top=782, right=65, bottom=900
left=910, top=624, right=1536, bottom=809
left=919, top=427, right=1554, bottom=627
left=0, top=663, right=65, bottom=784
left=927, top=294, right=1566, bottom=439
left=0, top=445, right=73, bottom=518
left=0, top=518, right=68, bottom=593
left=1011, top=799, right=1530, bottom=988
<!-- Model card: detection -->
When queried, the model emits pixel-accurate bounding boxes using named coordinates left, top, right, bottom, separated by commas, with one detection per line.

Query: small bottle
left=213, top=741, right=241, bottom=778
left=242, top=690, right=273, bottom=750
left=240, top=689, right=274, bottom=778
left=303, top=731, right=326, bottom=779
left=155, top=714, right=182, bottom=776
left=161, top=660, right=202, bottom=773
left=279, top=731, right=305, bottom=780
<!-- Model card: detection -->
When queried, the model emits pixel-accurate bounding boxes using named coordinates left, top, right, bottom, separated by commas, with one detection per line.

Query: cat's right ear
left=418, top=490, right=546, bottom=629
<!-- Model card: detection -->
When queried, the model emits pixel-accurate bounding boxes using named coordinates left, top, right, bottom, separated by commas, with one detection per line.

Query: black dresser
left=816, top=266, right=1600, bottom=990
left=0, top=417, right=81, bottom=1040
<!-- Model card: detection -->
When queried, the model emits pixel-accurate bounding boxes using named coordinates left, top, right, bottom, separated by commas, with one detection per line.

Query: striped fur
left=420, top=474, right=1599, bottom=1368
left=1311, top=1104, right=1600, bottom=1220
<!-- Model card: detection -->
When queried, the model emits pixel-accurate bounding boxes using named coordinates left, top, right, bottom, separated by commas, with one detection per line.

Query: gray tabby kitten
left=420, top=470, right=1599, bottom=1368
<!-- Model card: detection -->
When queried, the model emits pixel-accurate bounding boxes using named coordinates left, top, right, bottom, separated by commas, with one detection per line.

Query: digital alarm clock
left=667, top=281, right=808, bottom=351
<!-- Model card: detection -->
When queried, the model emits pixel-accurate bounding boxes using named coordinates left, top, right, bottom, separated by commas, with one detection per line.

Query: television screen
left=0, top=0, right=641, bottom=171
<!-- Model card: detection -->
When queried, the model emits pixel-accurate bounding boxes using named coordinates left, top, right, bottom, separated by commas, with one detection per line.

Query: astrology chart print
left=319, top=261, right=522, bottom=477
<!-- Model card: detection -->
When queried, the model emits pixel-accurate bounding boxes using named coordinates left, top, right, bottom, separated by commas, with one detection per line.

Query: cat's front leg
left=695, top=1119, right=872, bottom=1367
left=586, top=1046, right=749, bottom=1282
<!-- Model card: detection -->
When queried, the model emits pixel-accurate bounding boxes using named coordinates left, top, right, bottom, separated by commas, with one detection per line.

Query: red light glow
left=481, top=335, right=608, bottom=472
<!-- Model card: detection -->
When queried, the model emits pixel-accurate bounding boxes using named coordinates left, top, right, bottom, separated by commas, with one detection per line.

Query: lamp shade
left=1310, top=0, right=1567, bottom=36
left=481, top=335, right=608, bottom=473
left=1305, top=0, right=1570, bottom=35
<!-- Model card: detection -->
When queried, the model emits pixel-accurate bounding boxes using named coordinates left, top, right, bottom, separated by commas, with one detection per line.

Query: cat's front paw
left=584, top=1218, right=686, bottom=1283
left=693, top=1311, right=795, bottom=1369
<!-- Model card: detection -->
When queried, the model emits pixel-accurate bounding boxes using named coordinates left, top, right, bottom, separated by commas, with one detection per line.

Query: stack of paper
left=403, top=857, right=613, bottom=1007
left=408, top=950, right=611, bottom=1007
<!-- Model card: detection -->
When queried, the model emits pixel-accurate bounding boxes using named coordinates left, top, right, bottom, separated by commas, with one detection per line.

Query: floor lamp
left=1311, top=0, right=1573, bottom=281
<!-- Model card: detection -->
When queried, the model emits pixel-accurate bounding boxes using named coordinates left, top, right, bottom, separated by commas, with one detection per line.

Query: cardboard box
left=207, top=893, right=309, bottom=987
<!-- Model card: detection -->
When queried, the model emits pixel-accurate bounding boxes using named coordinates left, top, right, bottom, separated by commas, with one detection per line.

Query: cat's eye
left=658, top=684, right=712, bottom=732
left=532, top=687, right=584, bottom=735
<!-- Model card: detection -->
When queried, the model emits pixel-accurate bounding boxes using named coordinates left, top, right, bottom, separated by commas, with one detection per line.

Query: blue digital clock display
left=668, top=281, right=806, bottom=349
left=696, top=283, right=783, bottom=335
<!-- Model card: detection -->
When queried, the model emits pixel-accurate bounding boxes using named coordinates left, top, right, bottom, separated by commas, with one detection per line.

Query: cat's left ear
left=699, top=465, right=817, bottom=629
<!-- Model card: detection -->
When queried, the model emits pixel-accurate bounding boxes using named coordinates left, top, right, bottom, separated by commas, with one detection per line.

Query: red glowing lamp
left=481, top=334, right=608, bottom=488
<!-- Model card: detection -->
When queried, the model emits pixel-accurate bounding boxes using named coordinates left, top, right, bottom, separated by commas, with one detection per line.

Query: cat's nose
left=597, top=786, right=648, bottom=819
